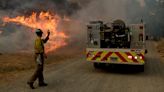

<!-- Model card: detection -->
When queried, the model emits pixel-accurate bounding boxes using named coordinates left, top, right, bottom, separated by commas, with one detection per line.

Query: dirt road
left=0, top=41, right=164, bottom=92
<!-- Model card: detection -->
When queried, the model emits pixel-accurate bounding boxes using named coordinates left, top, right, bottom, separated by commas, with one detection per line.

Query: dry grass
left=157, top=38, right=164, bottom=58
left=0, top=54, right=34, bottom=73
left=0, top=50, right=84, bottom=83
left=0, top=53, right=35, bottom=83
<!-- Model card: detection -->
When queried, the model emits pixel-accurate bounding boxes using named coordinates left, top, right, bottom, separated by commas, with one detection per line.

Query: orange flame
left=2, top=12, right=68, bottom=53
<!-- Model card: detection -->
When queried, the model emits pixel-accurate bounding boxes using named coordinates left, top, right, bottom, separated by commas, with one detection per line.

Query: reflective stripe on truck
left=86, top=49, right=145, bottom=65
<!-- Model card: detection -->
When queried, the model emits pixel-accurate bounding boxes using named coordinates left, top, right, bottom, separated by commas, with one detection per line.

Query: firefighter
left=27, top=29, right=50, bottom=89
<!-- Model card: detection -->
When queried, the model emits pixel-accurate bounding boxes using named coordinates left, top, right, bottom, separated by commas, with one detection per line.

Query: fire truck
left=86, top=19, right=147, bottom=71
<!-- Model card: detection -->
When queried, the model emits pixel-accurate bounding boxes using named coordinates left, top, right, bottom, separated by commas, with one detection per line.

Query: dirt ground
left=0, top=51, right=83, bottom=84
left=156, top=38, right=164, bottom=60
left=0, top=41, right=164, bottom=92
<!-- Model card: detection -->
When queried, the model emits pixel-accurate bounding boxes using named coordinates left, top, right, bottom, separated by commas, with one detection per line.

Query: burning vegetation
left=2, top=12, right=69, bottom=53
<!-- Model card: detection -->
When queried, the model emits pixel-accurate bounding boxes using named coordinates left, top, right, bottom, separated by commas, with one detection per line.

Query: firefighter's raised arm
left=43, top=30, right=50, bottom=43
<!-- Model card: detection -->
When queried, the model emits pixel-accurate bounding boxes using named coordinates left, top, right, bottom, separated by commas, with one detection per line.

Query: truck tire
left=93, top=63, right=101, bottom=69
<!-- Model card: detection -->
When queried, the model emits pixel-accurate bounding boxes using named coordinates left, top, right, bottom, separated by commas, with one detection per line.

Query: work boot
left=27, top=82, right=35, bottom=89
left=39, top=82, right=48, bottom=87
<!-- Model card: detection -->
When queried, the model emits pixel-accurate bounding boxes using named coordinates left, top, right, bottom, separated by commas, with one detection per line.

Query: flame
left=2, top=12, right=68, bottom=53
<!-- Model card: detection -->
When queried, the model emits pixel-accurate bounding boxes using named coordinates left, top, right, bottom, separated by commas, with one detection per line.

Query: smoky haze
left=0, top=0, right=163, bottom=53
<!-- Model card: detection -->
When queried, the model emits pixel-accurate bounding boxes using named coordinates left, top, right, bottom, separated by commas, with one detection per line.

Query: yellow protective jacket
left=34, top=36, right=49, bottom=54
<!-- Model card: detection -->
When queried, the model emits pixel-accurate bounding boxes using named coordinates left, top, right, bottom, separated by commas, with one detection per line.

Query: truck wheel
left=93, top=63, right=101, bottom=69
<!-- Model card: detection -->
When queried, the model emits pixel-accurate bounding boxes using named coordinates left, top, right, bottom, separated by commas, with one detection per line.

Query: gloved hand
left=36, top=54, right=42, bottom=65
left=47, top=30, right=50, bottom=36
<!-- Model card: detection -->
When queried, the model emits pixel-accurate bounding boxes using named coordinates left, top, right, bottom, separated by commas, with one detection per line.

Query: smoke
left=0, top=0, right=163, bottom=53
left=69, top=0, right=164, bottom=49
left=137, top=0, right=146, bottom=7
left=75, top=0, right=164, bottom=36
left=0, top=25, right=34, bottom=53
left=75, top=0, right=128, bottom=22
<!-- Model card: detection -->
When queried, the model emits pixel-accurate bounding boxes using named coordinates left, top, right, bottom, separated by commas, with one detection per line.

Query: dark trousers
left=28, top=53, right=44, bottom=84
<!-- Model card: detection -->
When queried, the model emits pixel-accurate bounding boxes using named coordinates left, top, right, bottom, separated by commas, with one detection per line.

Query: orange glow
left=2, top=12, right=68, bottom=53
left=0, top=30, right=3, bottom=34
